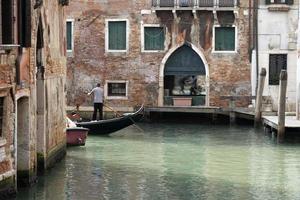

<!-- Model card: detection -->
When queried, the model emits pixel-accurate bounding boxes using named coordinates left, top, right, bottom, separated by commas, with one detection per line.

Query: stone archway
left=158, top=43, right=209, bottom=106
left=16, top=96, right=31, bottom=186
left=36, top=16, right=46, bottom=172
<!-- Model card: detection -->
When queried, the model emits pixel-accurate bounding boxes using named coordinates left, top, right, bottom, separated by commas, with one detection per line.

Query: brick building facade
left=0, top=0, right=68, bottom=196
left=66, top=0, right=252, bottom=111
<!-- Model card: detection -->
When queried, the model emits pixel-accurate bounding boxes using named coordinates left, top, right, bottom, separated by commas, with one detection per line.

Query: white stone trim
left=141, top=23, right=166, bottom=53
left=105, top=19, right=129, bottom=53
left=104, top=80, right=129, bottom=100
left=212, top=25, right=238, bottom=53
left=66, top=19, right=74, bottom=53
left=158, top=42, right=210, bottom=106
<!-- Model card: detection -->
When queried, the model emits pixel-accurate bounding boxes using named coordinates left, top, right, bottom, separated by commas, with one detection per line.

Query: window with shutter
left=107, top=82, right=127, bottom=97
left=144, top=27, right=165, bottom=51
left=214, top=27, right=236, bottom=51
left=1, top=0, right=13, bottom=44
left=18, top=0, right=32, bottom=47
left=0, top=97, right=4, bottom=137
left=269, top=54, right=287, bottom=85
left=66, top=20, right=73, bottom=51
left=108, top=21, right=127, bottom=50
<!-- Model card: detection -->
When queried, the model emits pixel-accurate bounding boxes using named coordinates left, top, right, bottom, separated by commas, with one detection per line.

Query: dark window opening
left=1, top=0, right=13, bottom=44
left=18, top=0, right=32, bottom=47
left=144, top=27, right=165, bottom=51
left=66, top=21, right=73, bottom=51
left=108, top=83, right=126, bottom=97
left=215, top=27, right=235, bottom=51
left=108, top=21, right=126, bottom=50
left=0, top=97, right=4, bottom=137
left=269, top=54, right=287, bottom=85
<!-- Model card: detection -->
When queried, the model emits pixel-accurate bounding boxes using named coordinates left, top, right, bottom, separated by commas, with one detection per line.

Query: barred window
left=269, top=54, right=287, bottom=85
left=108, top=82, right=127, bottom=97
left=0, top=97, right=4, bottom=137
left=266, top=0, right=293, bottom=5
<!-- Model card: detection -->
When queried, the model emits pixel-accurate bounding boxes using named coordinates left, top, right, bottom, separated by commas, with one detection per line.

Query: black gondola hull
left=76, top=106, right=144, bottom=135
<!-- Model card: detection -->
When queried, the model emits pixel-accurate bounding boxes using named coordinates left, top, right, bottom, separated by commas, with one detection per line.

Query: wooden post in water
left=229, top=98, right=236, bottom=125
left=254, top=68, right=266, bottom=127
left=277, top=70, right=288, bottom=142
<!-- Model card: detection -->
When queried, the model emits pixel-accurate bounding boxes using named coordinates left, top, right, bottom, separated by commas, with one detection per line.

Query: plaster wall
left=257, top=6, right=298, bottom=111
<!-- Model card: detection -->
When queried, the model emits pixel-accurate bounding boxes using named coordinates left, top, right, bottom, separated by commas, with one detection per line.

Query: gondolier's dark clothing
left=93, top=103, right=103, bottom=120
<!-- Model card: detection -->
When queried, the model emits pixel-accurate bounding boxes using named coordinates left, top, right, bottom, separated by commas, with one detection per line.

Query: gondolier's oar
left=103, top=104, right=144, bottom=132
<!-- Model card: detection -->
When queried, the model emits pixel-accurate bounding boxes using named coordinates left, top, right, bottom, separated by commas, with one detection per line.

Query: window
left=269, top=54, right=287, bottom=85
left=105, top=81, right=128, bottom=99
left=106, top=20, right=128, bottom=52
left=18, top=0, right=32, bottom=47
left=66, top=19, right=74, bottom=52
left=0, top=97, right=4, bottom=137
left=214, top=26, right=236, bottom=52
left=266, top=0, right=293, bottom=4
left=143, top=26, right=165, bottom=51
left=1, top=0, right=13, bottom=44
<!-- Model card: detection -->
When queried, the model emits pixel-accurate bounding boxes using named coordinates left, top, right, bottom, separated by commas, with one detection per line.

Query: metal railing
left=152, top=0, right=237, bottom=8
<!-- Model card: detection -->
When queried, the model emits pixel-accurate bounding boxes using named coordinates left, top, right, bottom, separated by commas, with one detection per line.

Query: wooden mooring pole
left=277, top=70, right=287, bottom=142
left=254, top=68, right=266, bottom=127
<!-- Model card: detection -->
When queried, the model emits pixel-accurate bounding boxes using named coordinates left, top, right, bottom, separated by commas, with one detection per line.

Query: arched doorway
left=36, top=17, right=46, bottom=172
left=16, top=97, right=31, bottom=186
left=158, top=43, right=209, bottom=106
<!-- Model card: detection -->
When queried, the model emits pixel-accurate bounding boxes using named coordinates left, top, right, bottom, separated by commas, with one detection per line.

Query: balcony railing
left=152, top=0, right=237, bottom=8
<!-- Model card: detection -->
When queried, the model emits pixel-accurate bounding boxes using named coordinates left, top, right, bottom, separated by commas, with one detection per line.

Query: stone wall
left=0, top=0, right=67, bottom=196
left=66, top=0, right=251, bottom=109
left=0, top=47, right=18, bottom=197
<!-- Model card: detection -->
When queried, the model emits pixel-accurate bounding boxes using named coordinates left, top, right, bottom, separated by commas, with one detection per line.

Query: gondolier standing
left=88, top=83, right=104, bottom=120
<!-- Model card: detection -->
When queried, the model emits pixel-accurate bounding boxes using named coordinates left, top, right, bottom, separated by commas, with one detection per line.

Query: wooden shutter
left=66, top=22, right=72, bottom=50
left=108, top=21, right=126, bottom=50
left=144, top=27, right=164, bottom=50
left=1, top=0, right=13, bottom=44
left=18, top=0, right=32, bottom=47
left=265, top=0, right=271, bottom=5
left=269, top=54, right=287, bottom=85
left=215, top=27, right=235, bottom=51
left=24, top=0, right=32, bottom=47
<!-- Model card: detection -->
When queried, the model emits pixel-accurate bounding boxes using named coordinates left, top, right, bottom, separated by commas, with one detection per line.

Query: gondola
left=76, top=105, right=144, bottom=135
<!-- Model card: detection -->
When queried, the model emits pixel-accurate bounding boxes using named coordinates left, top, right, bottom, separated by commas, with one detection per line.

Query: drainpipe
left=296, top=1, right=300, bottom=120
left=254, top=0, right=259, bottom=95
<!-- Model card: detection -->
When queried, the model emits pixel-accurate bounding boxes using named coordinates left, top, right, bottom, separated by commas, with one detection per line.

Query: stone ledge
left=267, top=5, right=290, bottom=12
left=0, top=170, right=15, bottom=182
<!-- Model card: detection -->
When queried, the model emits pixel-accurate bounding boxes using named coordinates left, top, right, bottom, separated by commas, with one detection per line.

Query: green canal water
left=15, top=123, right=300, bottom=200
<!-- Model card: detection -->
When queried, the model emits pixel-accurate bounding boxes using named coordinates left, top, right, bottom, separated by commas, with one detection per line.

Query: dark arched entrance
left=163, top=44, right=207, bottom=106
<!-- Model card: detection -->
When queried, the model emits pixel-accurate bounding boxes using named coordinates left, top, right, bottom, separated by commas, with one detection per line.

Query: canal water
left=14, top=123, right=300, bottom=200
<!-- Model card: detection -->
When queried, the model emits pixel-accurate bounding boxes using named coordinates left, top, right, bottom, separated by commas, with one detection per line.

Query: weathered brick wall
left=29, top=0, right=67, bottom=165
left=0, top=47, right=18, bottom=195
left=66, top=0, right=251, bottom=108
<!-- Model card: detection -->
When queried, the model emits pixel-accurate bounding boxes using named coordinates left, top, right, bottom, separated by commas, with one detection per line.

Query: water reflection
left=14, top=123, right=300, bottom=200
